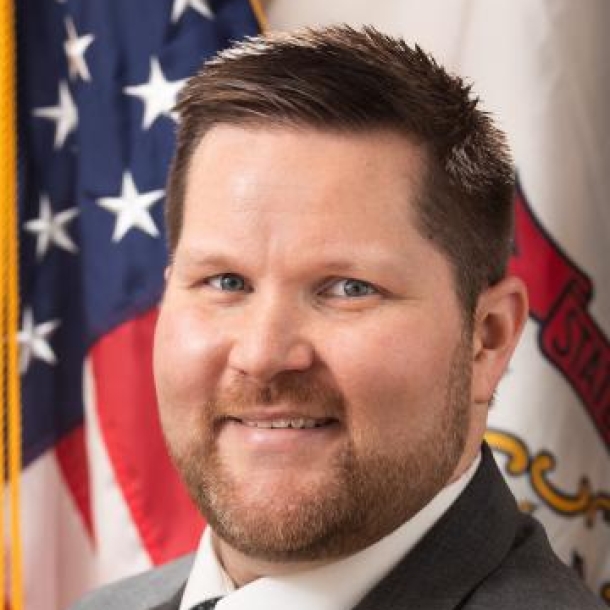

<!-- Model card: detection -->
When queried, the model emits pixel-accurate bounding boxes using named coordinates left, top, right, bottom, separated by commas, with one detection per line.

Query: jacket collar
left=353, top=442, right=519, bottom=610
left=150, top=583, right=186, bottom=610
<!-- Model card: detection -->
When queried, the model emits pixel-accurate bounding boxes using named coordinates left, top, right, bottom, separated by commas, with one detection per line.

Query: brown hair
left=166, top=25, right=515, bottom=317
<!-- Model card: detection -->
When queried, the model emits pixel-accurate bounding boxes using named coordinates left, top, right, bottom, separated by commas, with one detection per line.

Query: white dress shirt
left=180, top=453, right=480, bottom=610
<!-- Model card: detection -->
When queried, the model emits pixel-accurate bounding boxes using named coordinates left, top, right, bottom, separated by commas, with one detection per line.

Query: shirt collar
left=180, top=453, right=480, bottom=610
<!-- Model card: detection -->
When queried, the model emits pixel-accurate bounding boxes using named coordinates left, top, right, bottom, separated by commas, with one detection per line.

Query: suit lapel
left=149, top=583, right=186, bottom=610
left=353, top=443, right=520, bottom=610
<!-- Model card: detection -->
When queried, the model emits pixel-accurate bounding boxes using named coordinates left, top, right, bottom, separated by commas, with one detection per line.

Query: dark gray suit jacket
left=70, top=444, right=605, bottom=609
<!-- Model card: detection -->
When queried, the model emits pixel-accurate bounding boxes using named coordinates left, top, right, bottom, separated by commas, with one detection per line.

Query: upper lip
left=218, top=408, right=340, bottom=424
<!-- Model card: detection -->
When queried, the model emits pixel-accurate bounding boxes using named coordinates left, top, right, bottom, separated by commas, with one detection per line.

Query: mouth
left=225, top=416, right=337, bottom=430
left=214, top=412, right=341, bottom=461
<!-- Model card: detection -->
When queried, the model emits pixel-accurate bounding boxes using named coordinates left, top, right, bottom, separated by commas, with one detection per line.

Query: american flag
left=12, top=1, right=260, bottom=608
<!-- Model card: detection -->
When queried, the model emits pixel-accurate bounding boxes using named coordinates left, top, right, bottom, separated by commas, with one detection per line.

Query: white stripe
left=12, top=449, right=95, bottom=610
left=83, top=357, right=152, bottom=584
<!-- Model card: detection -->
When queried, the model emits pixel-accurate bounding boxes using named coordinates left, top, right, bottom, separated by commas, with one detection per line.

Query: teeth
left=242, top=418, right=321, bottom=429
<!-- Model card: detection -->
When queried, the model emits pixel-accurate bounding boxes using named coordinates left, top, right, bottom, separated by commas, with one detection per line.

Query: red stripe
left=56, top=425, right=94, bottom=539
left=91, top=308, right=204, bottom=565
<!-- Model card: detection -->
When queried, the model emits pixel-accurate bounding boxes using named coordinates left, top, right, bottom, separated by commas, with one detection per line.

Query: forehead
left=181, top=125, right=427, bottom=241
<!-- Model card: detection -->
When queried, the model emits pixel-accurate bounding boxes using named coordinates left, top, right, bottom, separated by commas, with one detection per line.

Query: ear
left=471, top=276, right=529, bottom=404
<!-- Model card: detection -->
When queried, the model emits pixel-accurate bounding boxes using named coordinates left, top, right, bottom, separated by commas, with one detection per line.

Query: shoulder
left=68, top=554, right=195, bottom=610
left=463, top=514, right=605, bottom=610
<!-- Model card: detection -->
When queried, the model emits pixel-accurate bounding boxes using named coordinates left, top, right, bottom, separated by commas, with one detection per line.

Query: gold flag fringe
left=0, top=0, right=24, bottom=607
left=249, top=0, right=268, bottom=32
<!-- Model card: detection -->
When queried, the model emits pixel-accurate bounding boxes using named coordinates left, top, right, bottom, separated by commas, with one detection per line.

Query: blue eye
left=208, top=273, right=247, bottom=292
left=325, top=278, right=377, bottom=298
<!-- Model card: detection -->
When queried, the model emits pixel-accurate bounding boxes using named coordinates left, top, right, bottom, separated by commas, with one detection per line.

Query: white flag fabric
left=265, top=0, right=610, bottom=602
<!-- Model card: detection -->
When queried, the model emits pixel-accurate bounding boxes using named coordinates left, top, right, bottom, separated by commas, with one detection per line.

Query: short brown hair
left=166, top=25, right=515, bottom=317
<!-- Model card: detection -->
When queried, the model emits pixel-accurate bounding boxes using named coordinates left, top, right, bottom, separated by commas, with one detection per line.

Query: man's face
left=154, top=126, right=476, bottom=564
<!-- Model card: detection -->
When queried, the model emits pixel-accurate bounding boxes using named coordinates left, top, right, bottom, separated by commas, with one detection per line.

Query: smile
left=239, top=418, right=333, bottom=429
left=217, top=415, right=342, bottom=456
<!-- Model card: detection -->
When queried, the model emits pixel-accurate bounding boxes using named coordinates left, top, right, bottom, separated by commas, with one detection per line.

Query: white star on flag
left=124, top=58, right=187, bottom=130
left=171, top=0, right=214, bottom=22
left=17, top=308, right=61, bottom=374
left=97, top=171, right=164, bottom=242
left=24, top=195, right=79, bottom=260
left=32, top=80, right=78, bottom=149
left=64, top=17, right=95, bottom=81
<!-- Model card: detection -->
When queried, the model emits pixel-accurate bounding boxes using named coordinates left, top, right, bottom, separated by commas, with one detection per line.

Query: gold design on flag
left=485, top=429, right=610, bottom=526
left=485, top=429, right=529, bottom=475
left=517, top=500, right=537, bottom=514
left=600, top=582, right=609, bottom=604
left=530, top=452, right=594, bottom=523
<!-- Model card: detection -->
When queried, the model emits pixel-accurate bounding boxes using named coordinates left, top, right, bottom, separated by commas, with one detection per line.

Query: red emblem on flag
left=509, top=183, right=610, bottom=449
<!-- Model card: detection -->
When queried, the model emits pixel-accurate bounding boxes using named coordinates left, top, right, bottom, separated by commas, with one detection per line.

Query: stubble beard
left=166, top=337, right=472, bottom=563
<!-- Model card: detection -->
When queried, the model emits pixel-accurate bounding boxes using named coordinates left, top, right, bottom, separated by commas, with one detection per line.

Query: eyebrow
left=172, top=251, right=236, bottom=269
left=172, top=247, right=407, bottom=279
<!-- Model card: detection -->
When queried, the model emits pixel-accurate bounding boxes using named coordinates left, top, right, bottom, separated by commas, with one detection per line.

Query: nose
left=227, top=293, right=315, bottom=384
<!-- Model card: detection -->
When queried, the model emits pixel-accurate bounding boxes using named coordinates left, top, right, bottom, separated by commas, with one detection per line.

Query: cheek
left=153, top=303, right=226, bottom=407
left=326, top=318, right=456, bottom=442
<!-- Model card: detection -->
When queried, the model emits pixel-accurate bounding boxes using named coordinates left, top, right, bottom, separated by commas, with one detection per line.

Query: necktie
left=191, top=597, right=223, bottom=610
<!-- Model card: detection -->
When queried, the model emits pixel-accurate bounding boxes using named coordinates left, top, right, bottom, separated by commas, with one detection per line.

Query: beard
left=164, top=336, right=472, bottom=563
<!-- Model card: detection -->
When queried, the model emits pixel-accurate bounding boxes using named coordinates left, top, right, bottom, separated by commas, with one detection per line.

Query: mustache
left=206, top=372, right=347, bottom=419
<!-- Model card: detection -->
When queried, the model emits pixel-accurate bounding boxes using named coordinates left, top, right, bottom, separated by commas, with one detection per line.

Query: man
left=71, top=26, right=605, bottom=610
